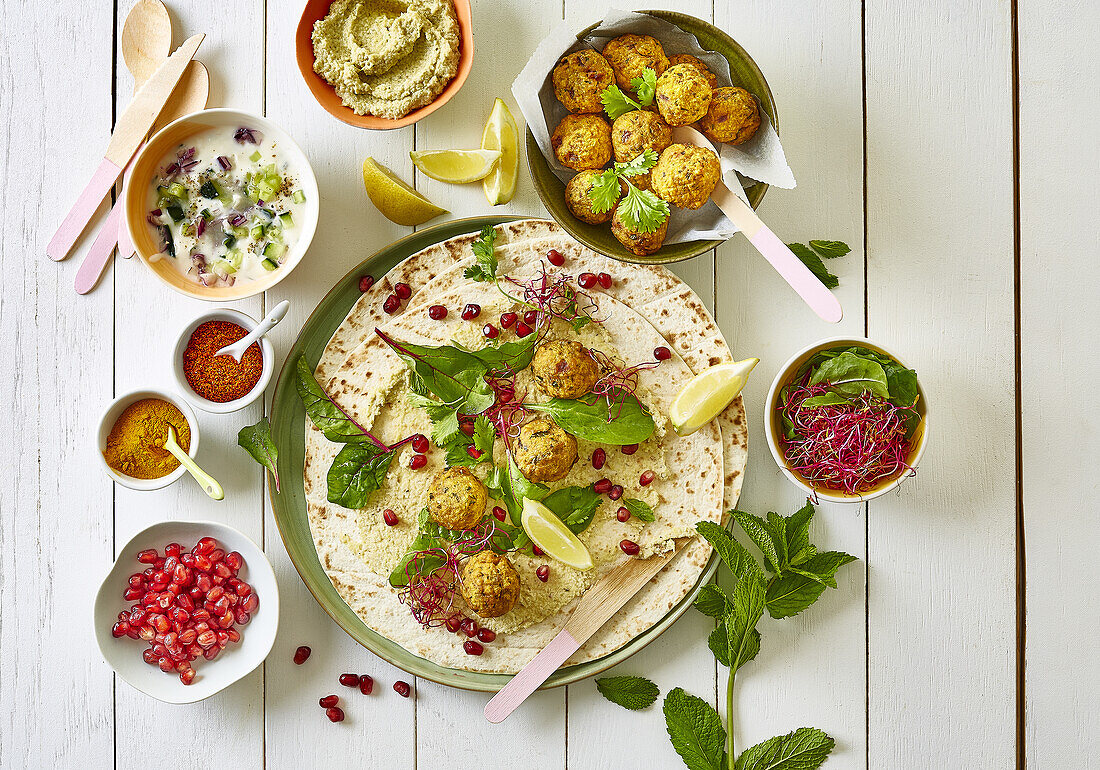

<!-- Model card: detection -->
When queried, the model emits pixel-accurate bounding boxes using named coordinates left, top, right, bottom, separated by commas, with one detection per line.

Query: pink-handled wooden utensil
left=484, top=539, right=686, bottom=723
left=46, top=33, right=204, bottom=262
left=673, top=126, right=843, bottom=323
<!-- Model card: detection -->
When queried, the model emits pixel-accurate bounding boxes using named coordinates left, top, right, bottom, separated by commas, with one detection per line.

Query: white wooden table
left=4, top=0, right=1096, bottom=767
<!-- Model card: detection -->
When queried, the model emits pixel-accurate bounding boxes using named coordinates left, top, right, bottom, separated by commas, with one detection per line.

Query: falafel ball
left=427, top=467, right=487, bottom=531
left=667, top=54, right=718, bottom=88
left=602, top=34, right=669, bottom=91
left=651, top=143, right=721, bottom=210
left=611, top=110, right=673, bottom=191
left=461, top=551, right=520, bottom=618
left=531, top=340, right=600, bottom=399
left=551, top=114, right=612, bottom=171
left=565, top=170, right=618, bottom=225
left=513, top=417, right=578, bottom=483
left=654, top=64, right=713, bottom=127
left=698, top=86, right=761, bottom=145
left=552, top=50, right=615, bottom=113
left=611, top=204, right=669, bottom=257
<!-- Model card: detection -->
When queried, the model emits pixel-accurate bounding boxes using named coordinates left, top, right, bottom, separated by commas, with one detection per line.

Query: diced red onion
left=229, top=214, right=246, bottom=227
left=177, top=146, right=196, bottom=161
left=217, top=155, right=232, bottom=171
left=191, top=253, right=206, bottom=268
left=195, top=218, right=206, bottom=238
left=234, top=127, right=261, bottom=145
left=198, top=273, right=214, bottom=287
left=182, top=159, right=199, bottom=171
left=164, top=163, right=180, bottom=177
left=225, top=276, right=235, bottom=286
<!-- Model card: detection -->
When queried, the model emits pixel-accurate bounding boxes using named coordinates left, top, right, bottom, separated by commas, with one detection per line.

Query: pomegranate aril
left=477, top=628, right=496, bottom=643
left=459, top=419, right=475, bottom=436
left=217, top=611, right=235, bottom=628
left=234, top=609, right=251, bottom=625
left=194, top=553, right=213, bottom=572
left=180, top=553, right=195, bottom=567
left=547, top=248, right=565, bottom=266
left=499, top=312, right=517, bottom=328
left=358, top=274, right=375, bottom=293
left=594, top=478, right=612, bottom=494
left=459, top=618, right=479, bottom=638
left=191, top=609, right=211, bottom=622
left=226, top=629, right=241, bottom=644
left=522, top=310, right=538, bottom=325
left=536, top=564, right=550, bottom=582
left=445, top=615, right=463, bottom=633
left=514, top=321, right=533, bottom=338
left=137, top=549, right=159, bottom=564
left=393, top=681, right=411, bottom=698
left=654, top=346, right=671, bottom=361
left=640, top=470, right=656, bottom=486
left=216, top=631, right=229, bottom=647
left=620, top=444, right=638, bottom=455
left=124, top=587, right=143, bottom=601
left=482, top=323, right=499, bottom=339
left=359, top=675, right=374, bottom=695
left=196, top=537, right=218, bottom=555
left=179, top=628, right=197, bottom=646
left=461, top=303, right=481, bottom=321
left=492, top=506, right=507, bottom=522
left=326, top=707, right=345, bottom=723
left=163, top=556, right=178, bottom=572
left=197, top=630, right=217, bottom=648
left=203, top=646, right=221, bottom=661
left=597, top=272, right=613, bottom=289
left=609, top=485, right=624, bottom=500
left=293, top=646, right=311, bottom=665
left=591, top=448, right=606, bottom=469
left=428, top=304, right=448, bottom=320
left=532, top=544, right=544, bottom=557
left=383, top=508, right=399, bottom=526
left=128, top=575, right=145, bottom=589
left=214, top=563, right=232, bottom=578
left=158, top=657, right=175, bottom=673
left=617, top=507, right=631, bottom=522
left=394, top=282, right=412, bottom=300
left=620, top=540, right=640, bottom=556
left=138, top=625, right=155, bottom=642
left=466, top=446, right=483, bottom=460
left=174, top=565, right=191, bottom=585
left=142, top=649, right=157, bottom=665
left=235, top=582, right=252, bottom=597
left=179, top=668, right=196, bottom=685
left=411, top=434, right=429, bottom=453
left=319, top=694, right=339, bottom=708
left=339, top=673, right=361, bottom=687
left=165, top=543, right=182, bottom=558
left=383, top=294, right=401, bottom=314
left=153, top=615, right=170, bottom=633
left=112, top=621, right=130, bottom=638
left=207, top=585, right=225, bottom=602
left=409, top=453, right=427, bottom=470
left=463, top=640, right=484, bottom=656
left=213, top=596, right=231, bottom=615
left=224, top=551, right=243, bottom=571
left=578, top=272, right=597, bottom=289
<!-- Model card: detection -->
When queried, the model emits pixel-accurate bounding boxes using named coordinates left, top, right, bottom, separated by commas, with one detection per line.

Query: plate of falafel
left=267, top=216, right=748, bottom=690
left=514, top=9, right=788, bottom=263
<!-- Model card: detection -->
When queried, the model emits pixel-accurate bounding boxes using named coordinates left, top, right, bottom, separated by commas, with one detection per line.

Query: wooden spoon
left=121, top=0, right=172, bottom=90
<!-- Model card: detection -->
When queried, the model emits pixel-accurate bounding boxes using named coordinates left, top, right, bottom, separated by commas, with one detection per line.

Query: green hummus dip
left=312, top=0, right=461, bottom=120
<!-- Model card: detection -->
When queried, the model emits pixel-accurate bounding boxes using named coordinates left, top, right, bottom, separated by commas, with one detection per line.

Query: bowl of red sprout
left=764, top=337, right=928, bottom=503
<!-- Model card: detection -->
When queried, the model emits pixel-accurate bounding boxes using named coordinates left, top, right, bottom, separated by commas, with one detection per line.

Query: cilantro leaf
left=788, top=242, right=839, bottom=290
left=808, top=240, right=850, bottom=259
left=595, top=675, right=659, bottom=710
left=541, top=485, right=603, bottom=534
left=621, top=497, right=656, bottom=522
left=734, top=727, right=835, bottom=770
left=463, top=225, right=498, bottom=282
left=600, top=84, right=645, bottom=120
left=588, top=169, right=623, bottom=214
left=237, top=417, right=280, bottom=492
left=618, top=179, right=670, bottom=234
left=407, top=391, right=462, bottom=447
left=663, top=688, right=726, bottom=770
left=326, top=444, right=395, bottom=509
left=472, top=415, right=495, bottom=456
left=630, top=68, right=658, bottom=105
left=614, top=148, right=658, bottom=178
left=694, top=584, right=732, bottom=618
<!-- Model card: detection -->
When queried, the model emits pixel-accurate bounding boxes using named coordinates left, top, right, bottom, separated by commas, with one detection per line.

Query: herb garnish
left=237, top=417, right=280, bottom=492
left=527, top=393, right=655, bottom=445
left=464, top=225, right=498, bottom=282
left=376, top=329, right=496, bottom=416
left=588, top=149, right=670, bottom=234
left=620, top=497, right=655, bottom=522
left=787, top=240, right=850, bottom=289
left=600, top=68, right=658, bottom=119
left=541, top=485, right=604, bottom=534
left=596, top=675, right=660, bottom=710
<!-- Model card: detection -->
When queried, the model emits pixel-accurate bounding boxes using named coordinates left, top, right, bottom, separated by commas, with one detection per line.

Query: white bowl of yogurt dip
left=124, top=109, right=319, bottom=301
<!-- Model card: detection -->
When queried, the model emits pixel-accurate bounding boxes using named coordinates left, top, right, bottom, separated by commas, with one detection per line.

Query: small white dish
left=93, top=520, right=279, bottom=704
left=97, top=389, right=201, bottom=490
left=172, top=308, right=275, bottom=413
left=763, top=336, right=930, bottom=504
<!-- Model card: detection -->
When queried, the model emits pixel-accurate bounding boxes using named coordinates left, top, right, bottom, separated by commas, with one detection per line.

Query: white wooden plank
left=711, top=1, right=867, bottom=766
left=1018, top=2, right=1100, bottom=766
left=110, top=4, right=266, bottom=766
left=0, top=3, right=116, bottom=767
left=261, top=0, right=418, bottom=766
left=864, top=0, right=1016, bottom=765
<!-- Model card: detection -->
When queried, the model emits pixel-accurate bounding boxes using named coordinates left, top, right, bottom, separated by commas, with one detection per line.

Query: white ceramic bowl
left=123, top=108, right=320, bottom=302
left=763, top=336, right=930, bottom=504
left=96, top=389, right=200, bottom=490
left=172, top=308, right=275, bottom=413
left=93, top=520, right=279, bottom=704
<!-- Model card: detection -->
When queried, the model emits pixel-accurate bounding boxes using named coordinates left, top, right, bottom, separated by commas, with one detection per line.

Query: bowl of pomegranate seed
left=93, top=520, right=279, bottom=704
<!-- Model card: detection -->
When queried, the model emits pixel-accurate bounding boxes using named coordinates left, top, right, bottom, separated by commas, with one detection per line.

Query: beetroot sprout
left=587, top=348, right=659, bottom=421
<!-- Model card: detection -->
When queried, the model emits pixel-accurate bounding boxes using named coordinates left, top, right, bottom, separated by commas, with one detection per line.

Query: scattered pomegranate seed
left=460, top=618, right=479, bottom=638
left=532, top=544, right=544, bottom=557
left=591, top=448, right=606, bottom=469
left=536, top=565, right=549, bottom=582
left=179, top=668, right=196, bottom=685
left=594, top=478, right=612, bottom=494
left=326, top=707, right=345, bottom=723
left=393, top=681, right=411, bottom=698
left=466, top=446, right=483, bottom=460
left=500, top=312, right=517, bottom=328
left=617, top=507, right=631, bottom=522
left=196, top=537, right=217, bottom=555
left=243, top=594, right=259, bottom=613
left=383, top=294, right=401, bottom=314
left=445, top=615, right=463, bottom=633
left=482, top=323, right=499, bottom=339
left=358, top=275, right=375, bottom=293
left=621, top=444, right=638, bottom=455
left=319, top=694, right=339, bottom=708
left=459, top=420, right=476, bottom=436
left=137, top=549, right=159, bottom=564
left=597, top=272, right=613, bottom=289
left=654, top=346, right=671, bottom=361
left=165, top=543, right=181, bottom=558
left=428, top=304, right=448, bottom=320
left=339, top=673, right=361, bottom=687
left=112, top=621, right=130, bottom=638
left=461, top=303, right=481, bottom=320
left=522, top=310, right=538, bottom=325
left=515, top=321, right=533, bottom=338
left=492, top=506, right=507, bottom=521
left=409, top=454, right=427, bottom=470
left=394, top=282, right=412, bottom=300
left=464, top=640, right=484, bottom=656
left=411, top=434, right=429, bottom=453
left=578, top=272, right=597, bottom=289
left=477, top=628, right=496, bottom=643
left=359, top=675, right=374, bottom=695
left=639, top=470, right=656, bottom=486
left=383, top=509, right=399, bottom=526
left=497, top=388, right=514, bottom=404
left=546, top=248, right=565, bottom=266
left=620, top=540, right=640, bottom=556
left=609, top=485, right=624, bottom=500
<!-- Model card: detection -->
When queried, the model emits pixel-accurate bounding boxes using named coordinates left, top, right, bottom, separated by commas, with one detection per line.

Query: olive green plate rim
left=528, top=9, right=779, bottom=265
left=267, top=214, right=725, bottom=692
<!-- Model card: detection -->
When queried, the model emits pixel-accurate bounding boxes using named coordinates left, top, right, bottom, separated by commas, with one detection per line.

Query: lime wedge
left=481, top=98, right=519, bottom=205
left=521, top=498, right=594, bottom=571
left=670, top=358, right=760, bottom=436
left=362, top=157, right=447, bottom=226
left=410, top=148, right=502, bottom=183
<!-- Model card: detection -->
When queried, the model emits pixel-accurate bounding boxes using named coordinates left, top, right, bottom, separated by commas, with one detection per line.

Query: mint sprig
left=787, top=240, right=850, bottom=289
left=595, top=675, right=659, bottom=710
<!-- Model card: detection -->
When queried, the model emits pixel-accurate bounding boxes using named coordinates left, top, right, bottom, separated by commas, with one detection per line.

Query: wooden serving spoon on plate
left=672, top=125, right=843, bottom=324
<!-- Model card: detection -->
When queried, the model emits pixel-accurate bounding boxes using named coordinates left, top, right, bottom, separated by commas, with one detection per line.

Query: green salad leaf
left=464, top=334, right=538, bottom=374
left=596, top=675, right=660, bottom=710
left=326, top=443, right=396, bottom=509
left=389, top=510, right=447, bottom=588
left=294, top=355, right=373, bottom=444
left=237, top=417, right=280, bottom=492
left=541, top=485, right=603, bottom=534
left=809, top=351, right=890, bottom=400
left=377, top=330, right=495, bottom=416
left=464, top=225, right=498, bottom=282
left=528, top=393, right=655, bottom=445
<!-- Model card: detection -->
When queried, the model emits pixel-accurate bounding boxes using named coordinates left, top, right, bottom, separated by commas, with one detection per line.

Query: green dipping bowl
left=528, top=10, right=778, bottom=265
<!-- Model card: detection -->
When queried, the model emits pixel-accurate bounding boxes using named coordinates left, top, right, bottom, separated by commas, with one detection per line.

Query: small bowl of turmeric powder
left=172, top=308, right=275, bottom=414
left=97, top=390, right=201, bottom=490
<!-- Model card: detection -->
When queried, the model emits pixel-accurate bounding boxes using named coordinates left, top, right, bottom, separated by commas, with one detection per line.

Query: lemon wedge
left=409, top=148, right=502, bottom=183
left=362, top=157, right=447, bottom=226
left=670, top=358, right=760, bottom=436
left=521, top=498, right=594, bottom=571
left=481, top=98, right=519, bottom=205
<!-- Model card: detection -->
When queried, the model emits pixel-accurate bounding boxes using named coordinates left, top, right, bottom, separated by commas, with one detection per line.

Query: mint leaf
left=726, top=573, right=765, bottom=674
left=765, top=573, right=827, bottom=619
left=730, top=510, right=782, bottom=575
left=622, top=497, right=656, bottom=522
left=788, top=551, right=858, bottom=590
left=595, top=675, right=659, bottom=710
left=734, top=727, right=835, bottom=770
left=708, top=620, right=730, bottom=667
left=326, top=444, right=395, bottom=509
left=696, top=521, right=765, bottom=585
left=788, top=242, right=839, bottom=290
left=463, top=225, right=497, bottom=282
left=808, top=240, right=850, bottom=259
left=664, top=688, right=726, bottom=770
left=694, top=584, right=732, bottom=618
left=237, top=417, right=280, bottom=492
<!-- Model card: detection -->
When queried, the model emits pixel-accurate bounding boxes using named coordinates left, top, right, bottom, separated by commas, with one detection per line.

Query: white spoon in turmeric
left=164, top=426, right=224, bottom=500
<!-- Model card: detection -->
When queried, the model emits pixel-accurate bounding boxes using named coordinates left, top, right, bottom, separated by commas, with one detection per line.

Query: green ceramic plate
left=268, top=215, right=725, bottom=691
left=528, top=10, right=778, bottom=265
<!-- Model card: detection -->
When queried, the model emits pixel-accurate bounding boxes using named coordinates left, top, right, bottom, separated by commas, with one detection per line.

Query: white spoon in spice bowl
left=164, top=426, right=224, bottom=500
left=672, top=125, right=843, bottom=324
left=214, top=300, right=290, bottom=362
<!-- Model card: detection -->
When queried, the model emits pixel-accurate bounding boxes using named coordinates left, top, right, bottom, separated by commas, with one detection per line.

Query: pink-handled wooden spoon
left=673, top=126, right=843, bottom=323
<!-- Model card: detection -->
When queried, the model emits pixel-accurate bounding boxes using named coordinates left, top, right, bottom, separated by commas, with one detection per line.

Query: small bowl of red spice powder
left=173, top=309, right=274, bottom=413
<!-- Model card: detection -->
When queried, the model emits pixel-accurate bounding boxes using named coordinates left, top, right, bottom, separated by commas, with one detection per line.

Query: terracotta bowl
left=295, top=0, right=474, bottom=130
